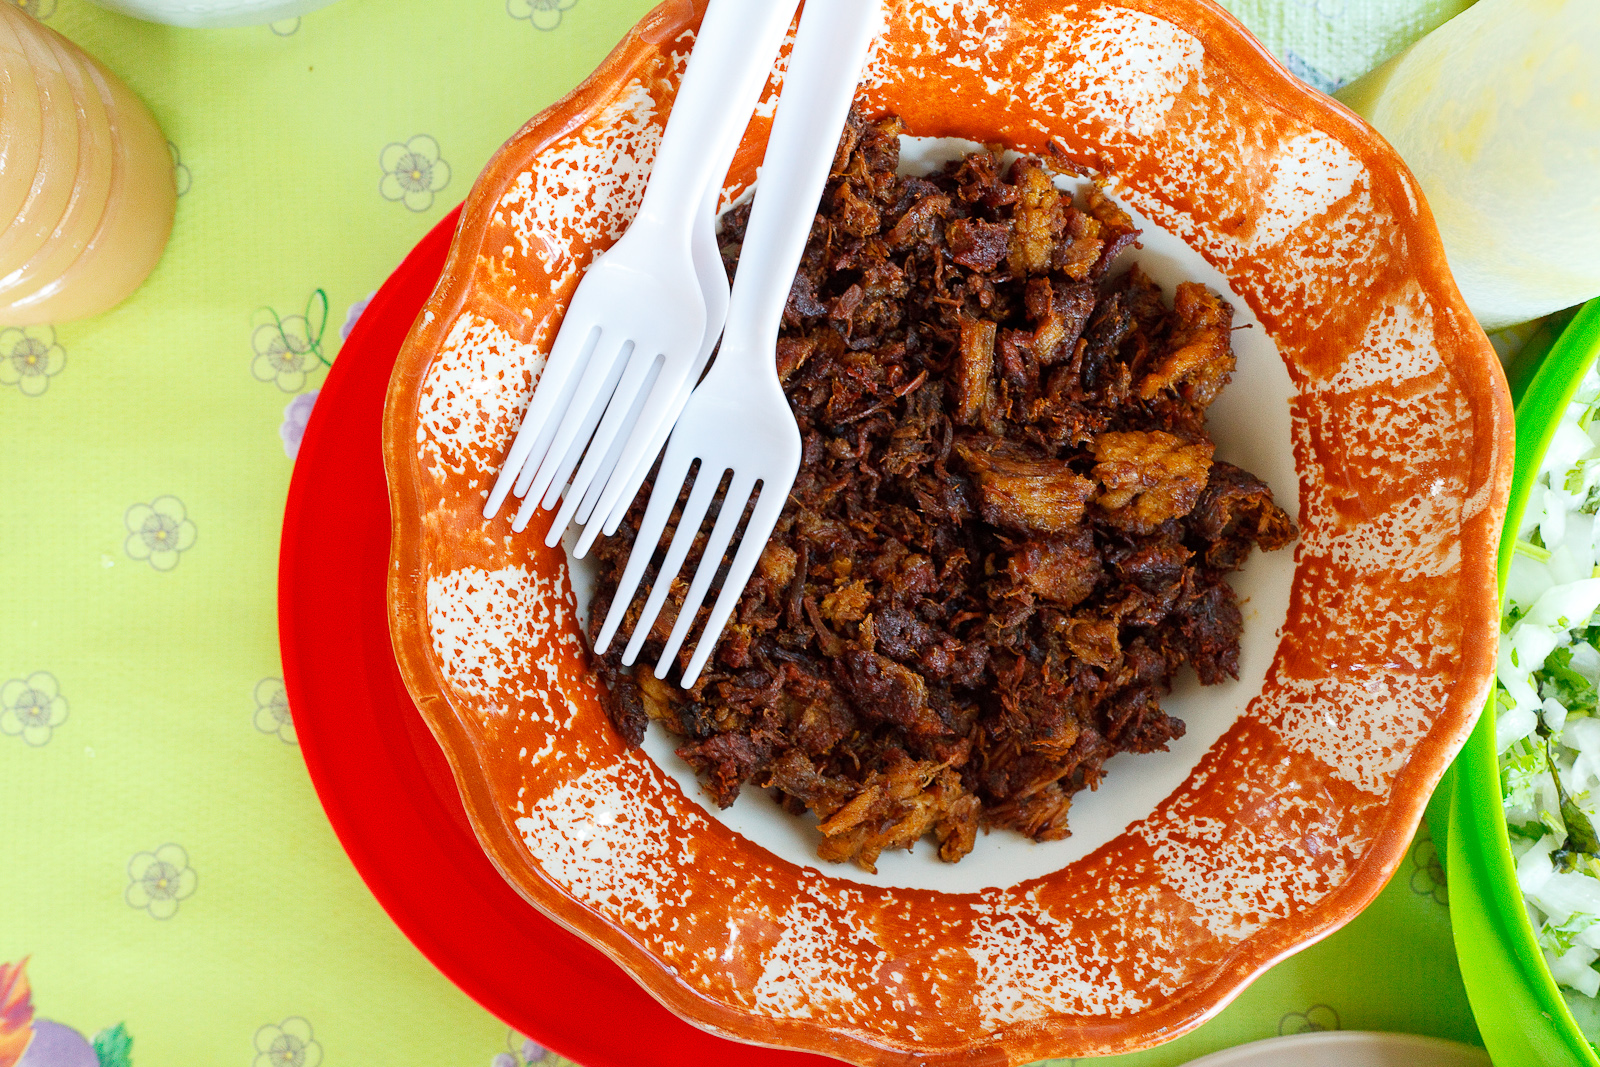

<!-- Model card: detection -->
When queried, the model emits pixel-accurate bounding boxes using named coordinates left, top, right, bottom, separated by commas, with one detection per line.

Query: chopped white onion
left=1500, top=359, right=1600, bottom=1024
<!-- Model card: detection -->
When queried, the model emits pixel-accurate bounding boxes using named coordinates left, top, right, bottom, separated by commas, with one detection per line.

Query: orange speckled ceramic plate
left=381, top=1, right=1511, bottom=1063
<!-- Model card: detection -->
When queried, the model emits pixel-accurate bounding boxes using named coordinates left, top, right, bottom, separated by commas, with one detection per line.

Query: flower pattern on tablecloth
left=1278, top=1004, right=1342, bottom=1035
left=125, top=844, right=197, bottom=920
left=280, top=391, right=319, bottom=461
left=492, top=1030, right=582, bottom=1067
left=124, top=497, right=197, bottom=571
left=1, top=671, right=67, bottom=747
left=1410, top=831, right=1449, bottom=906
left=252, top=291, right=330, bottom=393
left=0, top=325, right=66, bottom=397
left=169, top=142, right=192, bottom=197
left=507, top=0, right=578, bottom=31
left=254, top=1017, right=322, bottom=1067
left=380, top=135, right=451, bottom=212
left=253, top=678, right=296, bottom=744
left=340, top=292, right=376, bottom=342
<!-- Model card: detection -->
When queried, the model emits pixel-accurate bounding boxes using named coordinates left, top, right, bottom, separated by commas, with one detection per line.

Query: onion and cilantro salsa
left=1499, top=358, right=1600, bottom=1030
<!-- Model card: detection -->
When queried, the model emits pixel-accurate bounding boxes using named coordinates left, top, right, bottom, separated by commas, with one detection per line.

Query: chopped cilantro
left=1539, top=647, right=1599, bottom=716
left=1545, top=914, right=1596, bottom=954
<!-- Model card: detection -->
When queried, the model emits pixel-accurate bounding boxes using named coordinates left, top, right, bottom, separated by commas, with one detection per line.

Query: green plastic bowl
left=1448, top=298, right=1600, bottom=1067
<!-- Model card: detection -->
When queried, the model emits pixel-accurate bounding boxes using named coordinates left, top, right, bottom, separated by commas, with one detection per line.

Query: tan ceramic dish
left=382, top=1, right=1512, bottom=1062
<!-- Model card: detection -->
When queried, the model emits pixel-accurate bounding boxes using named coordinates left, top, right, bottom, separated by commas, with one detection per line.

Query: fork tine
left=535, top=347, right=631, bottom=510
left=583, top=367, right=702, bottom=546
left=509, top=336, right=614, bottom=504
left=544, top=348, right=664, bottom=548
left=653, top=470, right=757, bottom=677
left=508, top=352, right=625, bottom=534
left=592, top=456, right=681, bottom=654
left=676, top=481, right=788, bottom=688
left=502, top=351, right=589, bottom=506
left=620, top=462, right=726, bottom=666
left=570, top=355, right=661, bottom=531
left=484, top=323, right=600, bottom=519
left=574, top=349, right=703, bottom=560
left=569, top=383, right=681, bottom=563
left=519, top=336, right=635, bottom=508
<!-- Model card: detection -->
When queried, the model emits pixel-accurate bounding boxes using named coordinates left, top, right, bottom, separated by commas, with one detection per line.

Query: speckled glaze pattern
left=382, top=1, right=1512, bottom=1063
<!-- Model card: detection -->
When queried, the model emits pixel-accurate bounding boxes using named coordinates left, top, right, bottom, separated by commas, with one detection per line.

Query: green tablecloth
left=0, top=0, right=1488, bottom=1063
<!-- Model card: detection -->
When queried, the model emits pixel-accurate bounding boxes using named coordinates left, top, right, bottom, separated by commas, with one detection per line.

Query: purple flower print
left=494, top=1030, right=568, bottom=1066
left=280, top=391, right=319, bottom=460
left=340, top=292, right=376, bottom=342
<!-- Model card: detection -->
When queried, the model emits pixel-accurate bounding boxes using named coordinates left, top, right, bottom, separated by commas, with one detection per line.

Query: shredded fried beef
left=588, top=113, right=1297, bottom=872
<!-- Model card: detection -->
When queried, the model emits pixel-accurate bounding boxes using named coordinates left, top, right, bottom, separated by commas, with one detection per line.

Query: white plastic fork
left=483, top=0, right=801, bottom=528
left=593, top=0, right=885, bottom=688
left=546, top=178, right=729, bottom=544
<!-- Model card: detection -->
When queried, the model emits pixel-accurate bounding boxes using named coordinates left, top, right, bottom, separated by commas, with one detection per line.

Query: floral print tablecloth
left=0, top=0, right=1490, bottom=1063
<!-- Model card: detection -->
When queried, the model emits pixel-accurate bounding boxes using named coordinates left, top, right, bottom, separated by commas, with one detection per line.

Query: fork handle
left=715, top=0, right=885, bottom=371
left=633, top=0, right=802, bottom=239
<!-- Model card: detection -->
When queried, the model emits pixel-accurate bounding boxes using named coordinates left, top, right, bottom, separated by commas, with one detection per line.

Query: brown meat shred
left=1091, top=430, right=1215, bottom=535
left=588, top=112, right=1297, bottom=871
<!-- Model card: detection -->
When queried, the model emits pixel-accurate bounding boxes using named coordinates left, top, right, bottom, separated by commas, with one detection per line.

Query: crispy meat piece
left=815, top=757, right=976, bottom=872
left=947, top=217, right=1011, bottom=271
left=954, top=316, right=996, bottom=425
left=1110, top=534, right=1192, bottom=592
left=1175, top=575, right=1244, bottom=685
left=821, top=579, right=873, bottom=623
left=836, top=649, right=949, bottom=737
left=1138, top=282, right=1237, bottom=406
left=1061, top=617, right=1121, bottom=670
left=1008, top=532, right=1102, bottom=607
left=984, top=781, right=1073, bottom=841
left=765, top=749, right=854, bottom=811
left=1055, top=207, right=1105, bottom=279
left=887, top=192, right=952, bottom=251
left=1188, top=461, right=1299, bottom=570
left=597, top=663, right=647, bottom=747
left=954, top=436, right=1095, bottom=534
left=1008, top=158, right=1066, bottom=274
left=1085, top=184, right=1135, bottom=234
left=1091, top=430, right=1215, bottom=534
left=758, top=541, right=798, bottom=589
left=791, top=692, right=856, bottom=754
left=677, top=732, right=768, bottom=809
left=589, top=113, right=1295, bottom=868
left=936, top=792, right=982, bottom=862
left=1027, top=278, right=1096, bottom=366
left=832, top=180, right=882, bottom=238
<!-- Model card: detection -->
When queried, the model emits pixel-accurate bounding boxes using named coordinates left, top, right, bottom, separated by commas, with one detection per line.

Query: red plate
left=278, top=208, right=817, bottom=1067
